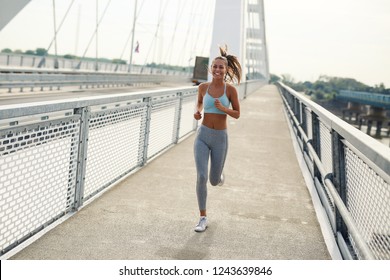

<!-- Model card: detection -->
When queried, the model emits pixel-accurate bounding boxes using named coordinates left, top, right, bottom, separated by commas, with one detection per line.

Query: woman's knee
left=197, top=173, right=207, bottom=186
left=210, top=175, right=220, bottom=186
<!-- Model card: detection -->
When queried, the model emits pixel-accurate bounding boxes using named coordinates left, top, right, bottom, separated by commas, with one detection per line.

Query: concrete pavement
left=11, top=84, right=331, bottom=260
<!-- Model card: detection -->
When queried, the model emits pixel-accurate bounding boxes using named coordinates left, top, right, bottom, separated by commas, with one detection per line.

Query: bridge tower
left=209, top=0, right=269, bottom=82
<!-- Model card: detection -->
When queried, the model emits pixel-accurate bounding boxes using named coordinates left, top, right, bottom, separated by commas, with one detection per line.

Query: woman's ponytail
left=218, top=45, right=242, bottom=84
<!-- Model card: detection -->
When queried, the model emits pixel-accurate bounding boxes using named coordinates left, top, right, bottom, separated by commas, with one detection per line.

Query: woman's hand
left=214, top=99, right=226, bottom=113
left=194, top=111, right=202, bottom=120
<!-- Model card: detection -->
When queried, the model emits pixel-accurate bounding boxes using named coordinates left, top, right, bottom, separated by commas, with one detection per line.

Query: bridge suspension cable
left=76, top=0, right=112, bottom=70
left=162, top=0, right=185, bottom=66
left=38, top=0, right=76, bottom=68
left=141, top=0, right=169, bottom=69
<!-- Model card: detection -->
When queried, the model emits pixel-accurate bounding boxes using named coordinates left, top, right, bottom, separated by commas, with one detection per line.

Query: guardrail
left=277, top=82, right=390, bottom=260
left=0, top=69, right=191, bottom=92
left=0, top=52, right=189, bottom=75
left=0, top=52, right=192, bottom=92
left=0, top=79, right=266, bottom=259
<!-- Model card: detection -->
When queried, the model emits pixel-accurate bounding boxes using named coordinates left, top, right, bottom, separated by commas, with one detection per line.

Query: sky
left=0, top=0, right=389, bottom=87
left=0, top=0, right=215, bottom=67
left=264, top=0, right=390, bottom=87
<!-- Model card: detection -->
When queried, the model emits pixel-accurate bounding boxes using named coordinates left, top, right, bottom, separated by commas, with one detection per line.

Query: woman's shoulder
left=198, top=82, right=210, bottom=94
left=226, top=83, right=238, bottom=95
left=225, top=82, right=236, bottom=89
left=199, top=82, right=210, bottom=89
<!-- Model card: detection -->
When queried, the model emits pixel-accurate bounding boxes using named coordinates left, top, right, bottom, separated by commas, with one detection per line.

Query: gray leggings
left=194, top=125, right=228, bottom=211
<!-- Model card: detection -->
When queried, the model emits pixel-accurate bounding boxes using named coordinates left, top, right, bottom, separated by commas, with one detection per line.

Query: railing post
left=296, top=99, right=302, bottom=124
left=174, top=92, right=183, bottom=144
left=300, top=104, right=309, bottom=156
left=73, top=106, right=90, bottom=210
left=139, top=97, right=152, bottom=166
left=311, top=112, right=322, bottom=182
left=331, top=131, right=349, bottom=239
left=301, top=103, right=307, bottom=135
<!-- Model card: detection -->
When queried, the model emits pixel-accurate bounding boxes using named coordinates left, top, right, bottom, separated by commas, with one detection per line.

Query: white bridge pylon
left=209, top=0, right=269, bottom=82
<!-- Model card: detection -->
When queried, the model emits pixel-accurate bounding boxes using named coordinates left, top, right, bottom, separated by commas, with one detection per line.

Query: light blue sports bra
left=203, top=83, right=230, bottom=114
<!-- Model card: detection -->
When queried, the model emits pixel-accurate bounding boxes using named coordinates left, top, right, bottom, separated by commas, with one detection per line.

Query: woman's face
left=211, top=58, right=227, bottom=80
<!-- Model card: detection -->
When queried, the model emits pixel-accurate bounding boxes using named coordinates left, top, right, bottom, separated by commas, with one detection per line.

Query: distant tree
left=374, top=83, right=386, bottom=93
left=63, top=54, right=76, bottom=59
left=13, top=49, right=23, bottom=54
left=1, top=48, right=12, bottom=53
left=313, top=91, right=325, bottom=100
left=24, top=50, right=35, bottom=55
left=35, top=48, right=47, bottom=56
left=269, top=73, right=281, bottom=83
left=281, top=73, right=295, bottom=83
left=279, top=73, right=390, bottom=101
left=112, top=58, right=126, bottom=64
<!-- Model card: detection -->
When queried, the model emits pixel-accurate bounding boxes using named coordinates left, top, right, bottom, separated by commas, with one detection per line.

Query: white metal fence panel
left=0, top=117, right=80, bottom=254
left=83, top=102, right=147, bottom=201
left=148, top=96, right=179, bottom=159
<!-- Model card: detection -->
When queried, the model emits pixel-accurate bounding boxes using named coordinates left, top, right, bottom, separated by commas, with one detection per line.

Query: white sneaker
left=194, top=216, right=208, bottom=232
left=218, top=172, right=225, bottom=186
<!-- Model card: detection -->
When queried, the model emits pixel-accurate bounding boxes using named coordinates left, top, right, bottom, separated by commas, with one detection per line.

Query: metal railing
left=0, top=79, right=266, bottom=258
left=0, top=52, right=192, bottom=92
left=0, top=52, right=190, bottom=75
left=277, top=82, right=390, bottom=260
left=0, top=69, right=191, bottom=92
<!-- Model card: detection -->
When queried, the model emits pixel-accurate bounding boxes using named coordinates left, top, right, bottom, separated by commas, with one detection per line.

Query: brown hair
left=212, top=45, right=242, bottom=84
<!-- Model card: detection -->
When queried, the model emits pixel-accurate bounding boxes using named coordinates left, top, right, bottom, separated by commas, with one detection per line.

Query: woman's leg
left=194, top=133, right=210, bottom=212
left=209, top=131, right=228, bottom=186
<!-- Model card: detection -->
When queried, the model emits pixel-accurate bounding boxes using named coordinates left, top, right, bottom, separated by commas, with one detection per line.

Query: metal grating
left=83, top=103, right=147, bottom=201
left=147, top=97, right=179, bottom=159
left=319, top=121, right=335, bottom=211
left=0, top=117, right=80, bottom=253
left=344, top=146, right=390, bottom=260
left=179, top=95, right=197, bottom=138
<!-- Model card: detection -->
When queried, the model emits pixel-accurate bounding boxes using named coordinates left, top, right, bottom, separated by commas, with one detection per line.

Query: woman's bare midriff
left=202, top=113, right=227, bottom=130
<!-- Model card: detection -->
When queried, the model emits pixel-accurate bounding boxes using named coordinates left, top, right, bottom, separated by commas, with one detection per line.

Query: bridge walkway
left=10, top=85, right=331, bottom=260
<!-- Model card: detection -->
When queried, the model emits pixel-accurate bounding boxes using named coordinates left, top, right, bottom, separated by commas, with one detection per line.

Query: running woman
left=193, top=45, right=242, bottom=232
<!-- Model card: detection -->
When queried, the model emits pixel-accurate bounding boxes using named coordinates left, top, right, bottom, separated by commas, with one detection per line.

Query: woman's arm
left=194, top=84, right=206, bottom=120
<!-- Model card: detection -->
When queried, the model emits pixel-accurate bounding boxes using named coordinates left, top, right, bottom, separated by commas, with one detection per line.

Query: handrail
left=0, top=70, right=191, bottom=92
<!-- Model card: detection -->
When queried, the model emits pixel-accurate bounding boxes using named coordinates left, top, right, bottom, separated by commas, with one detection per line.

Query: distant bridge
left=336, top=90, right=390, bottom=138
